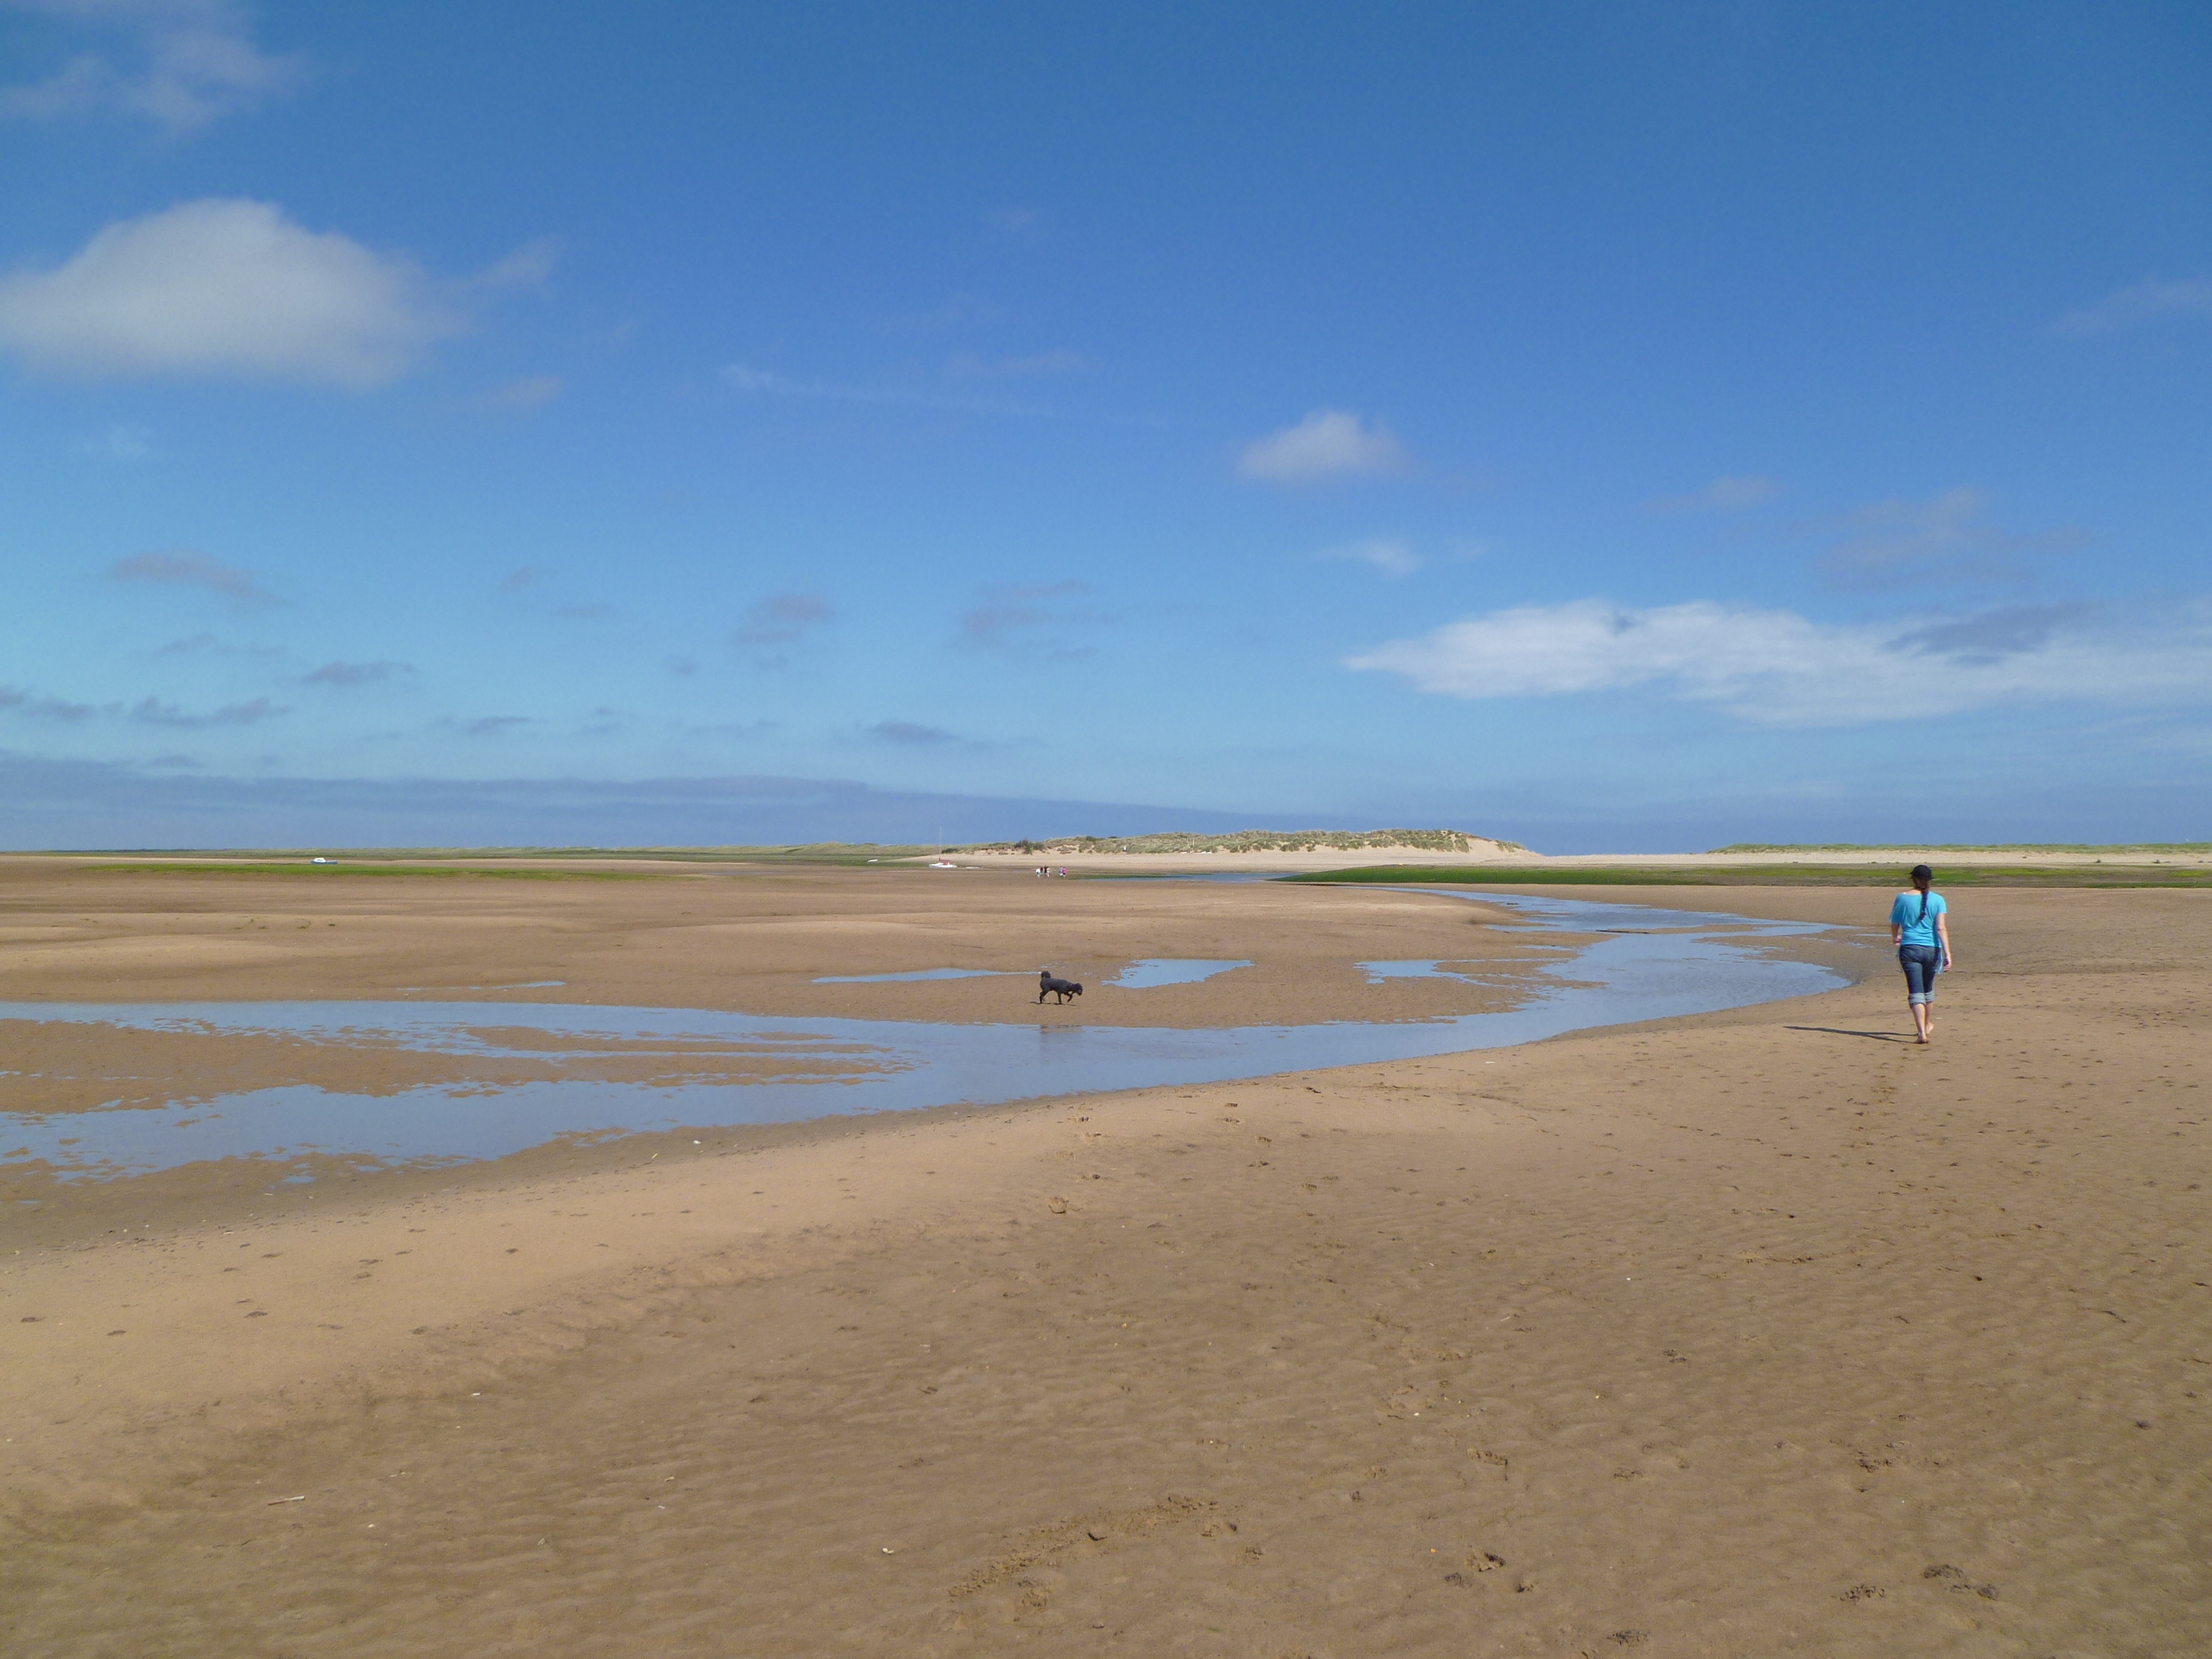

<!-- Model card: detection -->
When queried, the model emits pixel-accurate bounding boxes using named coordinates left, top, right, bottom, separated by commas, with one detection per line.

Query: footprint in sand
left=1923, top=1563, right=1998, bottom=1599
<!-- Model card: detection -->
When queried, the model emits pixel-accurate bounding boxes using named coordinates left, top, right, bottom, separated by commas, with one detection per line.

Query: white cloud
left=1319, top=537, right=1421, bottom=577
left=0, top=200, right=551, bottom=385
left=0, top=0, right=305, bottom=132
left=1236, top=410, right=1408, bottom=484
left=2055, top=276, right=2212, bottom=336
left=1647, top=474, right=1782, bottom=513
left=1345, top=596, right=2212, bottom=728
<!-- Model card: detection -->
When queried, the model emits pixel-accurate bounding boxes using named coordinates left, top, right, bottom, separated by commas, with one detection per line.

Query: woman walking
left=1890, top=863, right=1952, bottom=1044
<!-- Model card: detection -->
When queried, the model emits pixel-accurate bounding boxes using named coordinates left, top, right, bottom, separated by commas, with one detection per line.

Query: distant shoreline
left=0, top=835, right=2204, bottom=879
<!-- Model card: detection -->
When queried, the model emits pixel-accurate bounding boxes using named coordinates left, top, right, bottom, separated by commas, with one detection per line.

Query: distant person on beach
left=1890, top=863, right=1952, bottom=1044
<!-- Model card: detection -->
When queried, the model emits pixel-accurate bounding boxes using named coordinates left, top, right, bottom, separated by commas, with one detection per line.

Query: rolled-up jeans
left=1898, top=944, right=1942, bottom=1004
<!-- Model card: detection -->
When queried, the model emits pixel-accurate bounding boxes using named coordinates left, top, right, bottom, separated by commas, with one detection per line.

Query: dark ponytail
left=1910, top=863, right=1934, bottom=923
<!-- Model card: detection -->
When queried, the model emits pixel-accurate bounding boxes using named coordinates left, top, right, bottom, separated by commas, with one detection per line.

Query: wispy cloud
left=944, top=348, right=1094, bottom=379
left=473, top=238, right=560, bottom=289
left=1237, top=409, right=1409, bottom=484
left=1646, top=474, right=1782, bottom=514
left=1812, top=487, right=2082, bottom=589
left=304, top=659, right=410, bottom=687
left=75, top=420, right=153, bottom=460
left=0, top=199, right=549, bottom=386
left=721, top=361, right=1045, bottom=417
left=0, top=684, right=96, bottom=721
left=892, top=292, right=999, bottom=334
left=959, top=582, right=1099, bottom=656
left=5, top=679, right=294, bottom=726
left=1318, top=537, right=1421, bottom=577
left=1885, top=603, right=2096, bottom=664
left=484, top=372, right=563, bottom=410
left=498, top=565, right=545, bottom=594
left=870, top=720, right=956, bottom=745
left=110, top=550, right=276, bottom=604
left=129, top=693, right=285, bottom=727
left=445, top=715, right=534, bottom=737
left=0, top=0, right=306, bottom=133
left=688, top=716, right=776, bottom=738
left=2054, top=276, right=2212, bottom=336
left=153, top=631, right=280, bottom=659
left=1346, top=596, right=2212, bottom=728
left=735, top=591, right=834, bottom=646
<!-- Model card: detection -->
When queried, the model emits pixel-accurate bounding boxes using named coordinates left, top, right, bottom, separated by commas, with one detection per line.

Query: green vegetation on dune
left=1284, top=864, right=2212, bottom=890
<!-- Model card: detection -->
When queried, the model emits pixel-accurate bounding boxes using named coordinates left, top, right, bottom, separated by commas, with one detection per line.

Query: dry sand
left=3, top=865, right=2209, bottom=1656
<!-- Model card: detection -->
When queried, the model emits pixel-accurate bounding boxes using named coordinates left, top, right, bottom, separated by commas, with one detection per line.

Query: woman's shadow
left=1785, top=1025, right=1912, bottom=1043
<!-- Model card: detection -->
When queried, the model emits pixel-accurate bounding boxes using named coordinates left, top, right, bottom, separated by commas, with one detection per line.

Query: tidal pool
left=1106, top=958, right=1253, bottom=989
left=1357, top=959, right=1485, bottom=983
left=0, top=893, right=1852, bottom=1180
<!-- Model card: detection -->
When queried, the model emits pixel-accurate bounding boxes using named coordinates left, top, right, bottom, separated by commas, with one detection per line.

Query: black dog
left=1039, top=969, right=1084, bottom=1004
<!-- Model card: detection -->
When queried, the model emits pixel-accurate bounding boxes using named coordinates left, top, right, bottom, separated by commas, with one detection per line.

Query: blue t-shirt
left=1890, top=890, right=1947, bottom=949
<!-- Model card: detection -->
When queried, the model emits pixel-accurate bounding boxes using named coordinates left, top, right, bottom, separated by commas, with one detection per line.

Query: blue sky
left=2, top=2, right=2207, bottom=851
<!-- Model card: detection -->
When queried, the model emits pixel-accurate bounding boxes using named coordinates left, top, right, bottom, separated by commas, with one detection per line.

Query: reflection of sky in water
left=1360, top=960, right=1460, bottom=983
left=0, top=893, right=1850, bottom=1181
left=395, top=980, right=566, bottom=993
left=1107, top=958, right=1252, bottom=989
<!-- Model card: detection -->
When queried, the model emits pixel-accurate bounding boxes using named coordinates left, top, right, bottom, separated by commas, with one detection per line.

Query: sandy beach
left=3, top=864, right=2209, bottom=1656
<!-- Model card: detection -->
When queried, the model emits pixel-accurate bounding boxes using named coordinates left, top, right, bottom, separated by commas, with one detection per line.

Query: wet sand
left=3, top=870, right=2209, bottom=1656
left=0, top=857, right=1586, bottom=1027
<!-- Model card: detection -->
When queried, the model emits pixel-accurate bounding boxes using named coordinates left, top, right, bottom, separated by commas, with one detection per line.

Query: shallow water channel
left=1, top=893, right=1848, bottom=1181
